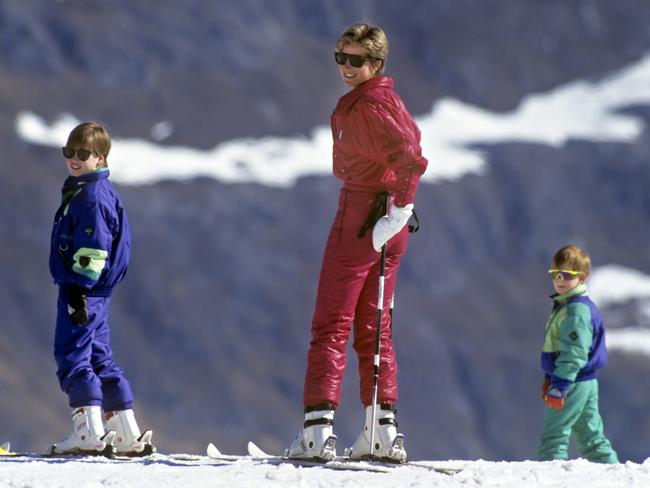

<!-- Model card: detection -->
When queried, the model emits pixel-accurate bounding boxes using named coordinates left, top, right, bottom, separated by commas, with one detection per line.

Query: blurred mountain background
left=2, top=0, right=650, bottom=461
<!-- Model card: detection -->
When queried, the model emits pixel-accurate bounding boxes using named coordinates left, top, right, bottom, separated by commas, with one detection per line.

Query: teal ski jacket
left=541, top=284, right=608, bottom=394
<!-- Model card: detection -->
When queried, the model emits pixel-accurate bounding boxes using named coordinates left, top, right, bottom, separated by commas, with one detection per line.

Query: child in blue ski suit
left=49, top=122, right=152, bottom=456
left=538, top=244, right=618, bottom=463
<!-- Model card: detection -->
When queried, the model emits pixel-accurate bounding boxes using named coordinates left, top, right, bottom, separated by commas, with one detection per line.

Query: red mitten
left=544, top=387, right=565, bottom=411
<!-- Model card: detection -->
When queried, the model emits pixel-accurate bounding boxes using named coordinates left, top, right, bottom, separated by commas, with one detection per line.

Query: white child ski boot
left=346, top=403, right=407, bottom=462
left=51, top=406, right=116, bottom=456
left=285, top=405, right=337, bottom=461
left=105, top=409, right=154, bottom=456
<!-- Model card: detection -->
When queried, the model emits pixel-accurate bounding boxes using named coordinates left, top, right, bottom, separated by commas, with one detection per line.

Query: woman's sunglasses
left=62, top=147, right=94, bottom=161
left=548, top=269, right=584, bottom=281
left=334, top=52, right=380, bottom=68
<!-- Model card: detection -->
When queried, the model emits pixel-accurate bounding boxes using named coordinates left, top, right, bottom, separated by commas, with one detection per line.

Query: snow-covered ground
left=1, top=453, right=649, bottom=488
left=15, top=52, right=650, bottom=187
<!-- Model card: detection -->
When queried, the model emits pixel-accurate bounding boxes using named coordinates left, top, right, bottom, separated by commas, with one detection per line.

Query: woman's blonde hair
left=66, top=122, right=111, bottom=166
left=552, top=244, right=592, bottom=276
left=336, top=22, right=388, bottom=75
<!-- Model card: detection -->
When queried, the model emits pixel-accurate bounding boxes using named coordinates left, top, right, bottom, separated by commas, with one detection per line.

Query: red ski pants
left=303, top=188, right=408, bottom=408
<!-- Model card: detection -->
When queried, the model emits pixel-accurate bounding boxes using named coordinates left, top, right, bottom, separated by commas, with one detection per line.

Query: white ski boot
left=285, top=406, right=337, bottom=461
left=346, top=404, right=407, bottom=462
left=51, top=406, right=116, bottom=456
left=105, top=409, right=155, bottom=456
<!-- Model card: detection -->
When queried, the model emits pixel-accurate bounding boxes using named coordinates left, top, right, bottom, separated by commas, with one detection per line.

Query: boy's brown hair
left=551, top=244, right=591, bottom=277
left=336, top=23, right=388, bottom=75
left=66, top=122, right=111, bottom=166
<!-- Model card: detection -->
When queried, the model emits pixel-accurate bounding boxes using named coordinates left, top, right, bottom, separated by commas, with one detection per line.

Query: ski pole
left=389, top=295, right=394, bottom=336
left=369, top=192, right=390, bottom=457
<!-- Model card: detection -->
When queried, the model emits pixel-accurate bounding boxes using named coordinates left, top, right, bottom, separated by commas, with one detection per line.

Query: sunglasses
left=548, top=269, right=584, bottom=281
left=334, top=52, right=380, bottom=68
left=62, top=147, right=94, bottom=161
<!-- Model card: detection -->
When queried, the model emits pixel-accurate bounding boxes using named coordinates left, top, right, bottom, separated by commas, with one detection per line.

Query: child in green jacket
left=538, top=245, right=618, bottom=463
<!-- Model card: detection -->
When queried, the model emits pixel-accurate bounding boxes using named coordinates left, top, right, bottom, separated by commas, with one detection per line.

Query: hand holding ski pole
left=371, top=204, right=413, bottom=252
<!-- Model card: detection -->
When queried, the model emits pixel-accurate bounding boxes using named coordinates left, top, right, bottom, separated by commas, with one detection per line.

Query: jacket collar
left=62, top=169, right=110, bottom=193
left=550, top=282, right=588, bottom=305
left=335, top=76, right=394, bottom=112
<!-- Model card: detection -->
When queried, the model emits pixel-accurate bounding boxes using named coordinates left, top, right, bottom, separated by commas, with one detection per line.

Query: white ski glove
left=371, top=204, right=414, bottom=252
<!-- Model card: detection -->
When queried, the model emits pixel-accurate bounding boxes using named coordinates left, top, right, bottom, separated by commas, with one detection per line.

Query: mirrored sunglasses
left=548, top=269, right=584, bottom=281
left=62, top=147, right=93, bottom=161
left=334, top=51, right=379, bottom=68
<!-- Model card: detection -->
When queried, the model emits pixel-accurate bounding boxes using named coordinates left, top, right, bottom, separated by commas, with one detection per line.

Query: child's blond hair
left=552, top=245, right=591, bottom=277
left=66, top=122, right=111, bottom=166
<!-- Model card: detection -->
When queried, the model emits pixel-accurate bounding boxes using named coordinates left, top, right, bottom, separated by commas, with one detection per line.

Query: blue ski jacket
left=541, top=284, right=608, bottom=394
left=49, top=169, right=131, bottom=296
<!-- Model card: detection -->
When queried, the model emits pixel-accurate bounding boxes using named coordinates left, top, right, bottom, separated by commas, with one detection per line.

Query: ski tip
left=247, top=441, right=269, bottom=458
left=206, top=442, right=222, bottom=457
left=0, top=441, right=14, bottom=456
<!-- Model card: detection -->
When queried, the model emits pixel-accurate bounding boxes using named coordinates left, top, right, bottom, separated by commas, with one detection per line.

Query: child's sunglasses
left=62, top=147, right=93, bottom=161
left=334, top=52, right=380, bottom=68
left=548, top=269, right=584, bottom=281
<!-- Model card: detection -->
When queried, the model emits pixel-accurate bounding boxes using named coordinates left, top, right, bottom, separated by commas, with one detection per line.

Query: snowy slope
left=590, top=265, right=650, bottom=308
left=1, top=454, right=649, bottom=488
left=590, top=266, right=650, bottom=356
left=15, top=52, right=650, bottom=187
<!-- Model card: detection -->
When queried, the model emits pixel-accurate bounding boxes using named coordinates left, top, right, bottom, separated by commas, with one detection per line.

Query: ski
left=246, top=441, right=461, bottom=475
left=0, top=441, right=15, bottom=456
left=0, top=449, right=207, bottom=465
left=2, top=438, right=209, bottom=465
left=205, top=442, right=392, bottom=473
left=0, top=431, right=156, bottom=461
left=5, top=438, right=459, bottom=475
left=205, top=442, right=243, bottom=462
left=248, top=441, right=394, bottom=473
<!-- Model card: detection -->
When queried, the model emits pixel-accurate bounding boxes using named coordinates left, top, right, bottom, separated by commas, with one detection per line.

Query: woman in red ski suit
left=288, top=23, right=428, bottom=461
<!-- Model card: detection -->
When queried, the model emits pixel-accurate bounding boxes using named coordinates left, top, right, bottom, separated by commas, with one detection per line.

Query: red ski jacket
left=330, top=76, right=428, bottom=206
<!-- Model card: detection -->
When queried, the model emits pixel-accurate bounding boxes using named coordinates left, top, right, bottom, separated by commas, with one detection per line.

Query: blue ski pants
left=54, top=286, right=134, bottom=411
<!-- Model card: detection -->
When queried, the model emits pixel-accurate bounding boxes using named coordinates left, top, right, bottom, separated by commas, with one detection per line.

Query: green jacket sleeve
left=553, top=302, right=594, bottom=382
